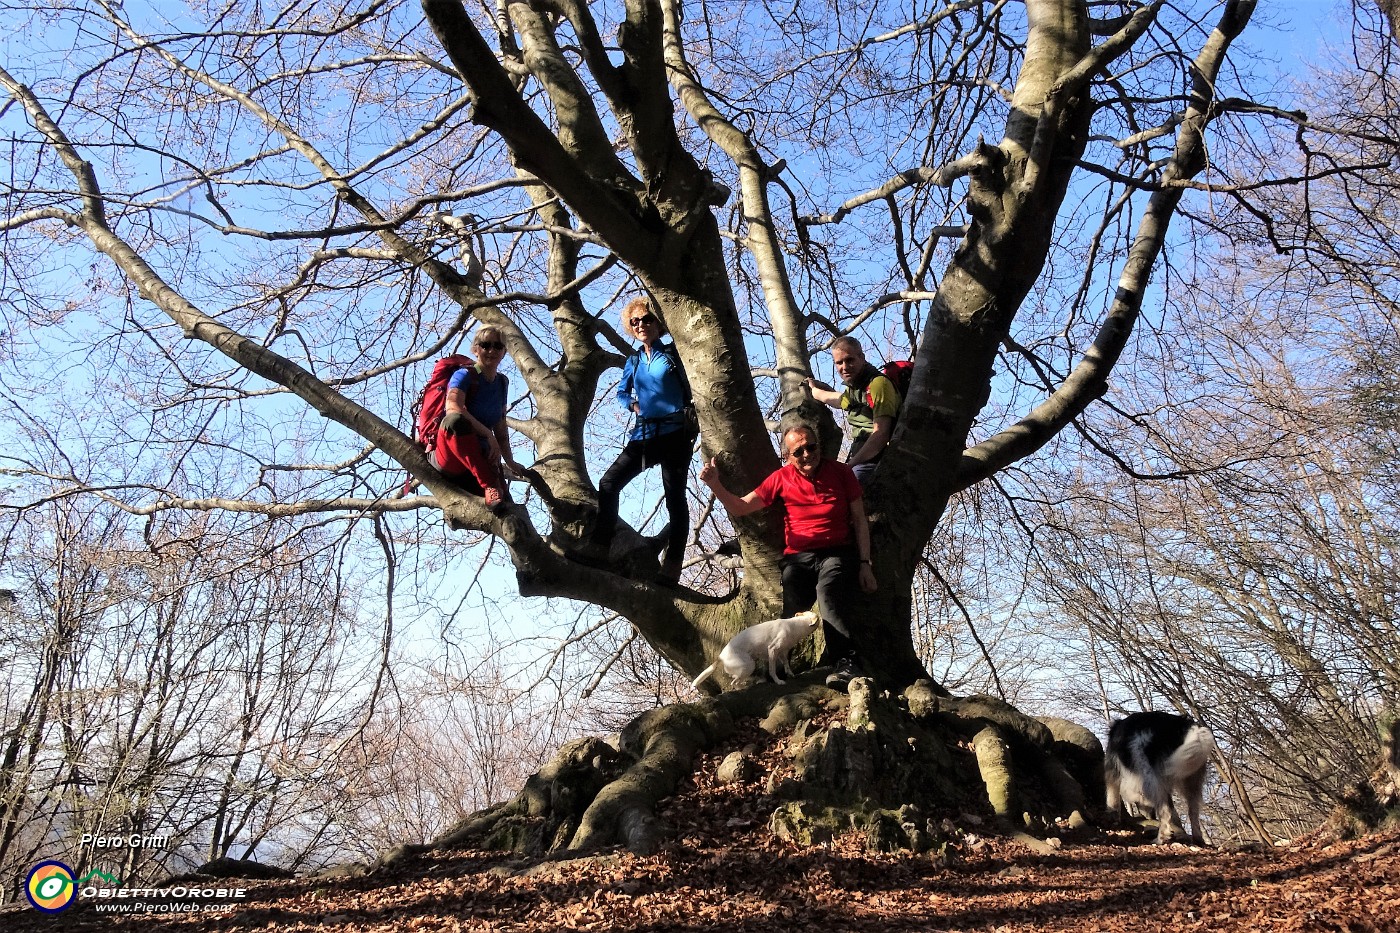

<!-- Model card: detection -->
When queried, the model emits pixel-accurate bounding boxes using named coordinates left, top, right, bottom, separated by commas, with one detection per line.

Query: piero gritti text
left=80, top=832, right=170, bottom=850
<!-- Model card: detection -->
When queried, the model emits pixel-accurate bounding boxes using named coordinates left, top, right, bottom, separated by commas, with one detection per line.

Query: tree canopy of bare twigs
left=6, top=0, right=1331, bottom=691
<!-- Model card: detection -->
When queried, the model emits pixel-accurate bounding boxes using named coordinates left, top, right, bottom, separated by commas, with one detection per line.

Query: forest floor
left=11, top=822, right=1397, bottom=932
left=9, top=720, right=1400, bottom=932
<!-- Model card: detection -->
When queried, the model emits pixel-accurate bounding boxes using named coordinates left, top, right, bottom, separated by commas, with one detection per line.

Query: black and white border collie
left=1105, top=711, right=1216, bottom=845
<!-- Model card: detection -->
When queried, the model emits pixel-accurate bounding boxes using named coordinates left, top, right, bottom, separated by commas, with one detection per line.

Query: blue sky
left=0, top=0, right=1370, bottom=703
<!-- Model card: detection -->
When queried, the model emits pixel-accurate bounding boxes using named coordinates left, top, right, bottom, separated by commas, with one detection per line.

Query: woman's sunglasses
left=476, top=341, right=505, bottom=352
left=629, top=315, right=658, bottom=327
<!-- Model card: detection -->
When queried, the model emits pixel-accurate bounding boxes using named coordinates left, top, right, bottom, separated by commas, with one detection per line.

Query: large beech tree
left=8, top=0, right=1348, bottom=698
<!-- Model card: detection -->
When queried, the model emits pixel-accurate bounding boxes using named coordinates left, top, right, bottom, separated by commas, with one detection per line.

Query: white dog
left=691, top=611, right=820, bottom=690
left=1105, top=711, right=1216, bottom=844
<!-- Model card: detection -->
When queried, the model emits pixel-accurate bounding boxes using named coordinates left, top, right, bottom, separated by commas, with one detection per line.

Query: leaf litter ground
left=8, top=715, right=1398, bottom=932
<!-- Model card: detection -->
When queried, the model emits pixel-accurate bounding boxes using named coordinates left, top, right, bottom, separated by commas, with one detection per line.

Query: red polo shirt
left=753, top=459, right=863, bottom=554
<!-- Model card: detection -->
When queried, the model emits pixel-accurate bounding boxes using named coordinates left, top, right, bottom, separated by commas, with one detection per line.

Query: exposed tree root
left=372, top=674, right=1106, bottom=870
left=1325, top=711, right=1400, bottom=840
left=570, top=702, right=735, bottom=853
left=972, top=725, right=1017, bottom=817
left=431, top=736, right=625, bottom=857
left=1039, top=715, right=1107, bottom=808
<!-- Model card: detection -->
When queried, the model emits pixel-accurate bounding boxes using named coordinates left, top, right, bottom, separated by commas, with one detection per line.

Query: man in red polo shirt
left=699, top=424, right=877, bottom=688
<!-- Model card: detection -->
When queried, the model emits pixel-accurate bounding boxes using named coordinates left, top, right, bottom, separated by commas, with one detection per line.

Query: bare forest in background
left=2, top=0, right=1399, bottom=892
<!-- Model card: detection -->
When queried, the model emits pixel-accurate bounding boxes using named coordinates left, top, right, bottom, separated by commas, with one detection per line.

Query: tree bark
left=858, top=0, right=1255, bottom=688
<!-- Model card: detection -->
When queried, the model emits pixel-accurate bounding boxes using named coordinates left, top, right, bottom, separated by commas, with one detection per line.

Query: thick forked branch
left=1021, top=0, right=1162, bottom=192
left=957, top=0, right=1259, bottom=490
left=506, top=1, right=638, bottom=190
left=551, top=0, right=625, bottom=98
left=421, top=0, right=651, bottom=259
left=513, top=0, right=723, bottom=231
left=0, top=70, right=107, bottom=227
left=1054, top=1, right=1163, bottom=95
left=554, top=0, right=684, bottom=188
left=1001, top=0, right=1090, bottom=158
left=659, top=0, right=810, bottom=414
left=424, top=0, right=779, bottom=588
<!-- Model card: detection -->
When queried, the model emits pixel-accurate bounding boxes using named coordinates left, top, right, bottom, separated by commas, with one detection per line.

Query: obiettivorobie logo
left=24, top=861, right=246, bottom=915
left=25, top=864, right=122, bottom=913
left=24, top=861, right=81, bottom=913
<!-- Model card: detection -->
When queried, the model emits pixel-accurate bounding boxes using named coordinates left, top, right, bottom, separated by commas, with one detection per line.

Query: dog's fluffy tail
left=1166, top=724, right=1217, bottom=782
left=691, top=662, right=719, bottom=690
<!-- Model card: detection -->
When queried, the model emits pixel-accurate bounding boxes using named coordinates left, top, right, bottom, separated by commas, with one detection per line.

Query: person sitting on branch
left=435, top=326, right=525, bottom=512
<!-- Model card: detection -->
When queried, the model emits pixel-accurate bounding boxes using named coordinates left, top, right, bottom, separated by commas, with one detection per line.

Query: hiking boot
left=712, top=538, right=743, bottom=569
left=645, top=523, right=672, bottom=559
left=825, top=655, right=863, bottom=691
left=483, top=486, right=511, bottom=516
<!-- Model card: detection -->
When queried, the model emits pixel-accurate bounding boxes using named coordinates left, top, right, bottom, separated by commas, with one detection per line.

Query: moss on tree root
left=381, top=676, right=1104, bottom=866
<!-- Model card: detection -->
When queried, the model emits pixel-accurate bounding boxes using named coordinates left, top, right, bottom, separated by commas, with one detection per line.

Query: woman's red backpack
left=410, top=354, right=477, bottom=455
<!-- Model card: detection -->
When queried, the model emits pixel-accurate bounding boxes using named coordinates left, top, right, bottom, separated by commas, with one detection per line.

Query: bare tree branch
left=957, top=0, right=1259, bottom=490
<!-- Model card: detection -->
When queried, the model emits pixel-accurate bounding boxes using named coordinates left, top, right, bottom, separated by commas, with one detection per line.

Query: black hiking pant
left=595, top=426, right=692, bottom=563
left=780, top=544, right=858, bottom=662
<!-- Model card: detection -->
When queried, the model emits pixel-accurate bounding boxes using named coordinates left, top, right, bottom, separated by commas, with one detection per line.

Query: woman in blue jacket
left=590, top=296, right=695, bottom=585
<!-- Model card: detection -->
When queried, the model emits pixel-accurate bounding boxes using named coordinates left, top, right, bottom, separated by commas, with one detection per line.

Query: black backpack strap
left=661, top=343, right=693, bottom=405
left=460, top=363, right=480, bottom=410
left=659, top=343, right=699, bottom=439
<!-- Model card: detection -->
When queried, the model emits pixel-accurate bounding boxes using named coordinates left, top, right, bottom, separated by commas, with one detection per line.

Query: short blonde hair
left=472, top=325, right=503, bottom=348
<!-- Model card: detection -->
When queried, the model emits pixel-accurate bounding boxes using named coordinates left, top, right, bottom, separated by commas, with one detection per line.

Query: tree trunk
left=1325, top=711, right=1400, bottom=839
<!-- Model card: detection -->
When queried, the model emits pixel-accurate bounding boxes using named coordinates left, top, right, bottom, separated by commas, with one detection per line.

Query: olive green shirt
left=839, top=368, right=900, bottom=461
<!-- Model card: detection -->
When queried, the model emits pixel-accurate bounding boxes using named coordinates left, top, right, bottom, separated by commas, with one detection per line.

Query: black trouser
left=780, top=545, right=858, bottom=661
left=595, top=426, right=692, bottom=562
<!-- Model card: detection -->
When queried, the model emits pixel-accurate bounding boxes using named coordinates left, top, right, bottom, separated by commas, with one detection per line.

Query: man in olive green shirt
left=806, top=336, right=901, bottom=486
